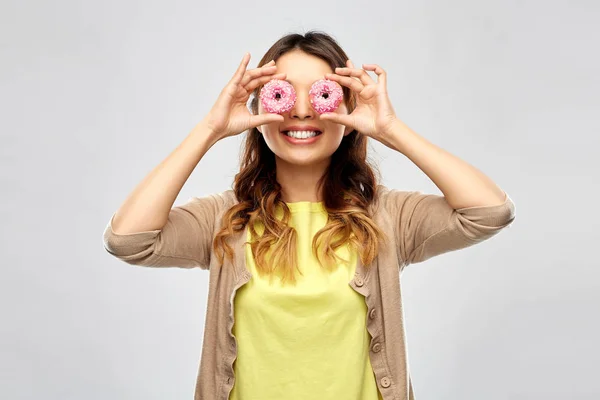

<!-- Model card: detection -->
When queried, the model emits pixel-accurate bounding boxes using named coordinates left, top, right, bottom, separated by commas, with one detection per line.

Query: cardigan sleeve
left=102, top=191, right=233, bottom=269
left=378, top=186, right=516, bottom=267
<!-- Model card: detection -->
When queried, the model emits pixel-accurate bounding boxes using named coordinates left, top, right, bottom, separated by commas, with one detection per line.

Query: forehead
left=275, top=50, right=334, bottom=86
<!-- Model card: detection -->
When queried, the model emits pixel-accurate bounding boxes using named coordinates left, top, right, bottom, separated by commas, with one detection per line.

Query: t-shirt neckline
left=284, top=201, right=325, bottom=213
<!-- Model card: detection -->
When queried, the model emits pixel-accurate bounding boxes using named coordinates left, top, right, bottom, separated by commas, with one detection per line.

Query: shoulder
left=371, top=184, right=435, bottom=218
left=190, top=189, right=237, bottom=206
left=371, top=184, right=408, bottom=213
left=370, top=184, right=394, bottom=219
left=182, top=189, right=239, bottom=222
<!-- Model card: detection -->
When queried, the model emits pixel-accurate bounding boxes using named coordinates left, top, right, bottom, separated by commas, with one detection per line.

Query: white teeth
left=285, top=130, right=319, bottom=139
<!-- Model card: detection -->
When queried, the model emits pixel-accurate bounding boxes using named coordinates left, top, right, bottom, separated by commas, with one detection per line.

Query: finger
left=334, top=66, right=375, bottom=86
left=240, top=61, right=277, bottom=85
left=325, top=72, right=364, bottom=93
left=362, top=64, right=387, bottom=87
left=320, top=112, right=353, bottom=127
left=240, top=60, right=277, bottom=87
left=249, top=112, right=284, bottom=128
left=231, top=53, right=251, bottom=86
left=244, top=72, right=287, bottom=92
left=345, top=60, right=364, bottom=87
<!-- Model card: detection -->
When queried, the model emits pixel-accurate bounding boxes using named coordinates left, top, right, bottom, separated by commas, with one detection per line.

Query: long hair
left=213, top=30, right=386, bottom=285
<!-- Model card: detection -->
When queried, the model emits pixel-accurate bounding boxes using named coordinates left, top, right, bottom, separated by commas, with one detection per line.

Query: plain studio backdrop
left=1, top=0, right=598, bottom=399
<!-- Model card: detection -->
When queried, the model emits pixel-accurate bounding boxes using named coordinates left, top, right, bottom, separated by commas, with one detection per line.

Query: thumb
left=248, top=113, right=284, bottom=129
left=320, top=112, right=353, bottom=127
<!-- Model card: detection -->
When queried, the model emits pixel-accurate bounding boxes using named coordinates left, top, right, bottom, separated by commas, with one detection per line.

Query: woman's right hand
left=203, top=53, right=286, bottom=140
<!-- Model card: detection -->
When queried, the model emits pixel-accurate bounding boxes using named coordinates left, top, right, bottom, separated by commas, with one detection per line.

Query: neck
left=275, top=157, right=329, bottom=203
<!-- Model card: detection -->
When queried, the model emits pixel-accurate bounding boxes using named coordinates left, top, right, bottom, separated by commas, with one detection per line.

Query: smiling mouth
left=281, top=130, right=323, bottom=139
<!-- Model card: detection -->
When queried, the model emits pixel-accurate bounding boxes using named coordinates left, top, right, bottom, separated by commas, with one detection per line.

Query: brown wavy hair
left=213, top=30, right=386, bottom=285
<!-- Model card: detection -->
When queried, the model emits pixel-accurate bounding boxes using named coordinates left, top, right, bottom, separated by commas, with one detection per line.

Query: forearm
left=383, top=119, right=507, bottom=209
left=111, top=119, right=219, bottom=234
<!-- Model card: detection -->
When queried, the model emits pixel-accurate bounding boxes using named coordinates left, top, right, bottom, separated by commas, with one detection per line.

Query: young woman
left=103, top=31, right=516, bottom=400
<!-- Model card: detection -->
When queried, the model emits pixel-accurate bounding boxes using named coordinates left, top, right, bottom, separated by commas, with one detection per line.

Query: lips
left=280, top=129, right=323, bottom=144
left=280, top=125, right=322, bottom=134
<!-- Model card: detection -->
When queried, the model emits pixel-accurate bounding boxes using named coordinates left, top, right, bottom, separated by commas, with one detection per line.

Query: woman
left=103, top=31, right=516, bottom=400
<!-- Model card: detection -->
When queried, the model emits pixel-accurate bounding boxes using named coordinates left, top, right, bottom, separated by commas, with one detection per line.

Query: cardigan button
left=380, top=376, right=391, bottom=388
left=369, top=308, right=376, bottom=319
left=355, top=277, right=364, bottom=287
left=372, top=342, right=382, bottom=352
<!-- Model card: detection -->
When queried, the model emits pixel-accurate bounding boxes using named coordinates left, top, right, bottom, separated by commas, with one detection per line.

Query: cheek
left=323, top=104, right=349, bottom=133
left=336, top=103, right=349, bottom=115
left=261, top=124, right=282, bottom=146
left=257, top=103, right=280, bottom=136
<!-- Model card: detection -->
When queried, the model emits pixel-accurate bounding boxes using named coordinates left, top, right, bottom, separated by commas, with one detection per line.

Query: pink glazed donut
left=309, top=79, right=344, bottom=114
left=259, top=79, right=297, bottom=114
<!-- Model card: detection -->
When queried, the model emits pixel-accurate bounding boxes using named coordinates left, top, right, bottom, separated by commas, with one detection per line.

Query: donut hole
left=275, top=93, right=281, bottom=99
left=322, top=93, right=329, bottom=99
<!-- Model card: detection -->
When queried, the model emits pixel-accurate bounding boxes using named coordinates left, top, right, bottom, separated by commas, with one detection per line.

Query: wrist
left=190, top=119, right=221, bottom=149
left=385, top=119, right=421, bottom=154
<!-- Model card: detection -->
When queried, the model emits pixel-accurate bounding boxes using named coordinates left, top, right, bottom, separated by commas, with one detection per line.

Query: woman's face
left=257, top=50, right=352, bottom=167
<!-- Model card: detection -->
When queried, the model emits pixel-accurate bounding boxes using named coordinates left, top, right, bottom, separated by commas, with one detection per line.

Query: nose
left=289, top=90, right=316, bottom=120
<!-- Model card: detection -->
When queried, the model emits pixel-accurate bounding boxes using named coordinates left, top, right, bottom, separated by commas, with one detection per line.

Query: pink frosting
left=259, top=79, right=297, bottom=114
left=309, top=79, right=343, bottom=113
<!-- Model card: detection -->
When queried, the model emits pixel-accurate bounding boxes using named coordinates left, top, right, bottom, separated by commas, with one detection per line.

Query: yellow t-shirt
left=230, top=201, right=382, bottom=400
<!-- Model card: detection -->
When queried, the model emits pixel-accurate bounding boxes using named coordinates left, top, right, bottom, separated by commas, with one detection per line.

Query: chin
left=275, top=151, right=330, bottom=167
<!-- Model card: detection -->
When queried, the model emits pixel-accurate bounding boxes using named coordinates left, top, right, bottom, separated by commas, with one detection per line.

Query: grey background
left=2, top=0, right=598, bottom=399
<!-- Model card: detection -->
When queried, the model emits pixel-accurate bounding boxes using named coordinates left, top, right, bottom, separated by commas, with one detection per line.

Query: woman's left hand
left=320, top=60, right=399, bottom=141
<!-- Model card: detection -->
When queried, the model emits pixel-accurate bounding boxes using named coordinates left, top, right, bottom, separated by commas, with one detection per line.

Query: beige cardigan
left=102, top=185, right=516, bottom=400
